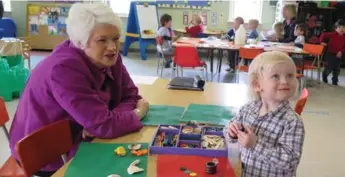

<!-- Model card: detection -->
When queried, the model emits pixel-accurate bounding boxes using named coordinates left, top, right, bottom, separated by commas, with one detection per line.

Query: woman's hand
left=134, top=99, right=149, bottom=119
left=82, top=130, right=95, bottom=139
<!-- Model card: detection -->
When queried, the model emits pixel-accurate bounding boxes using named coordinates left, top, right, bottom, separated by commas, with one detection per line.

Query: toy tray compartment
left=149, top=124, right=227, bottom=157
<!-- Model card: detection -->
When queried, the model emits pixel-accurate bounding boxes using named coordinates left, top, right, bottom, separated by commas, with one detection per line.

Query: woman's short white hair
left=66, top=3, right=122, bottom=47
left=248, top=51, right=297, bottom=101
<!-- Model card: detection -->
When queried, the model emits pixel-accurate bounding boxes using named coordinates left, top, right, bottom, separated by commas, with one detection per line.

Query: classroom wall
left=10, top=1, right=276, bottom=48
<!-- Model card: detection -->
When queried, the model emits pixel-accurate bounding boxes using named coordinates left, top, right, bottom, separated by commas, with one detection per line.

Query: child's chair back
left=303, top=44, right=324, bottom=56
left=295, top=88, right=309, bottom=115
left=239, top=47, right=264, bottom=60
left=0, top=97, right=10, bottom=141
left=174, top=44, right=203, bottom=67
left=15, top=119, right=73, bottom=177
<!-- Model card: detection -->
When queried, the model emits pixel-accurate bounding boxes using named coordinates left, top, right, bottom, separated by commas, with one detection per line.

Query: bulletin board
left=26, top=2, right=71, bottom=50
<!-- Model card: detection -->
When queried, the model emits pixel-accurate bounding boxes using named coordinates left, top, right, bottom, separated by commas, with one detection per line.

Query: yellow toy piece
left=189, top=172, right=197, bottom=176
left=114, top=146, right=127, bottom=156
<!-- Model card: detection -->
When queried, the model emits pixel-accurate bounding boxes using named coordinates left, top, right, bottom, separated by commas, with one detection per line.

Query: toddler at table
left=223, top=51, right=305, bottom=177
left=157, top=14, right=175, bottom=68
left=262, top=22, right=284, bottom=41
left=293, top=23, right=306, bottom=48
left=247, top=19, right=259, bottom=40
left=223, top=16, right=244, bottom=41
left=321, top=19, right=345, bottom=85
left=185, top=15, right=203, bottom=37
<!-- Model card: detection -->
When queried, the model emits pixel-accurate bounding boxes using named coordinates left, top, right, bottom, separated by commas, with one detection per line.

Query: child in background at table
left=262, top=22, right=284, bottom=41
left=247, top=19, right=259, bottom=40
left=321, top=19, right=345, bottom=85
left=157, top=14, right=175, bottom=68
left=293, top=23, right=306, bottom=48
left=223, top=16, right=244, bottom=41
left=223, top=51, right=305, bottom=177
left=185, top=15, right=203, bottom=37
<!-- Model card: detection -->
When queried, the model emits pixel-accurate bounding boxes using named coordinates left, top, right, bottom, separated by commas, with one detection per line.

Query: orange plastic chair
left=0, top=97, right=25, bottom=177
left=236, top=47, right=264, bottom=82
left=174, top=44, right=208, bottom=80
left=15, top=119, right=73, bottom=177
left=302, top=44, right=325, bottom=83
left=295, top=88, right=309, bottom=115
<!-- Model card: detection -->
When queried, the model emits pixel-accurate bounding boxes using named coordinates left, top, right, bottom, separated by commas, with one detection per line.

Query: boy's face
left=294, top=28, right=304, bottom=36
left=165, top=20, right=172, bottom=28
left=233, top=20, right=240, bottom=30
left=248, top=22, right=257, bottom=30
left=336, top=26, right=345, bottom=35
left=254, top=61, right=297, bottom=102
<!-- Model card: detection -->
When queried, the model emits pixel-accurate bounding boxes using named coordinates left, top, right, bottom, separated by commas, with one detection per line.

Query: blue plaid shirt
left=224, top=100, right=305, bottom=177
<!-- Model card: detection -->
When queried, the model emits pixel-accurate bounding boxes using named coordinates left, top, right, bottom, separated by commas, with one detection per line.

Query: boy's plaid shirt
left=224, top=100, right=305, bottom=177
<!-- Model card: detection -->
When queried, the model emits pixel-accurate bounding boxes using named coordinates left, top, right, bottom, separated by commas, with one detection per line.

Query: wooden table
left=0, top=38, right=23, bottom=56
left=173, top=37, right=311, bottom=74
left=174, top=28, right=223, bottom=37
left=52, top=78, right=248, bottom=177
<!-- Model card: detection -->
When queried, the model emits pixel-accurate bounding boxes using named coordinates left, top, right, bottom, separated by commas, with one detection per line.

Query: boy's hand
left=227, top=121, right=241, bottom=139
left=337, top=51, right=342, bottom=59
left=321, top=42, right=327, bottom=46
left=238, top=126, right=257, bottom=148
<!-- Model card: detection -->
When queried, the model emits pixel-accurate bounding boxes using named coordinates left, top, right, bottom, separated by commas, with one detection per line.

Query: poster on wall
left=38, top=14, right=48, bottom=25
left=57, top=23, right=67, bottom=36
left=48, top=24, right=58, bottom=35
left=201, top=11, right=207, bottom=25
left=211, top=12, right=217, bottom=26
left=183, top=11, right=189, bottom=25
left=30, top=24, right=39, bottom=35
left=28, top=5, right=40, bottom=15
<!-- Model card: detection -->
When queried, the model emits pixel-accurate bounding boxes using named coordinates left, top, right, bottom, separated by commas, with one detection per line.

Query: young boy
left=223, top=16, right=244, bottom=41
left=247, top=19, right=259, bottom=39
left=185, top=15, right=203, bottom=37
left=157, top=14, right=175, bottom=68
left=224, top=51, right=305, bottom=177
left=293, top=23, right=306, bottom=48
left=224, top=17, right=244, bottom=72
left=320, top=19, right=345, bottom=85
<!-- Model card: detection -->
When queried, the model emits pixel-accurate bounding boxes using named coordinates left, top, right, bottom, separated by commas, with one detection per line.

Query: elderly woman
left=269, top=4, right=297, bottom=43
left=9, top=3, right=149, bottom=176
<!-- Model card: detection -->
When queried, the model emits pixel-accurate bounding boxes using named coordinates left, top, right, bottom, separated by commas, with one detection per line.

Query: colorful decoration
left=201, top=11, right=207, bottom=25
left=183, top=11, right=189, bottom=25
left=211, top=12, right=217, bottom=26
left=114, top=146, right=127, bottom=156
left=157, top=0, right=212, bottom=10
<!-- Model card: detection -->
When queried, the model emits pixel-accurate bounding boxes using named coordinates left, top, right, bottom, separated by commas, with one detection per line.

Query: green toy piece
left=0, top=55, right=30, bottom=101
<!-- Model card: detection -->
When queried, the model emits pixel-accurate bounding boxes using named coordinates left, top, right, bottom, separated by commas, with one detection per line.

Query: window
left=3, top=0, right=11, bottom=12
left=109, top=0, right=131, bottom=17
left=229, top=0, right=263, bottom=23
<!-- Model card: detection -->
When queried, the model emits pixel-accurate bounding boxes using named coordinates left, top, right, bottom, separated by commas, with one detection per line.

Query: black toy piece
left=205, top=161, right=217, bottom=174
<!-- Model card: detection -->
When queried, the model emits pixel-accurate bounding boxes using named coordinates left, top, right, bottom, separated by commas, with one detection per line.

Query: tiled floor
left=1, top=51, right=345, bottom=176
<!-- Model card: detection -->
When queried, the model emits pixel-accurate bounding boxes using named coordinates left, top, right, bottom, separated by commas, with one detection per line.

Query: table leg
left=317, top=55, right=321, bottom=84
left=218, top=49, right=223, bottom=73
left=210, top=49, right=214, bottom=73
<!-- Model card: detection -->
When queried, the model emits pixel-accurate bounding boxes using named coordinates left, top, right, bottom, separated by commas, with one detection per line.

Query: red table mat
left=157, top=155, right=237, bottom=177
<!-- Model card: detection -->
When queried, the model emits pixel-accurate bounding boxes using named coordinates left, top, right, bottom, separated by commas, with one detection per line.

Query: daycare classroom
left=1, top=0, right=345, bottom=177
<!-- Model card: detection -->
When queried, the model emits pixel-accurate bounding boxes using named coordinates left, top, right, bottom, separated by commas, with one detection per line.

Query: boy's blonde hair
left=234, top=16, right=244, bottom=25
left=194, top=16, right=202, bottom=25
left=249, top=19, right=259, bottom=28
left=248, top=51, right=297, bottom=101
left=284, top=4, right=297, bottom=20
left=273, top=22, right=284, bottom=39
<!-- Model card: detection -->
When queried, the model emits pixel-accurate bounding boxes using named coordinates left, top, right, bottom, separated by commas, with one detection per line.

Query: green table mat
left=64, top=142, right=148, bottom=177
left=180, top=104, right=235, bottom=126
left=141, top=105, right=185, bottom=126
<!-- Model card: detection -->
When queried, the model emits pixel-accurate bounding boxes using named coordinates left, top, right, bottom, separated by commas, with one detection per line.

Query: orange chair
left=295, top=88, right=309, bottom=115
left=15, top=119, right=73, bottom=177
left=174, top=43, right=208, bottom=80
left=302, top=44, right=325, bottom=83
left=0, top=97, right=25, bottom=177
left=236, top=47, right=264, bottom=82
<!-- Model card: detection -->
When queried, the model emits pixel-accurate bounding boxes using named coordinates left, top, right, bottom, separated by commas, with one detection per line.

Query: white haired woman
left=9, top=3, right=149, bottom=176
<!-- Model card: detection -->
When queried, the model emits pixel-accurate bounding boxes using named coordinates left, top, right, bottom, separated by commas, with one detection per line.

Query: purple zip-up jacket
left=9, top=40, right=143, bottom=172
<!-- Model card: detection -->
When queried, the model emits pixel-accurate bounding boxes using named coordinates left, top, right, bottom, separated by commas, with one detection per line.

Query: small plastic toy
left=127, top=159, right=144, bottom=175
left=114, top=146, right=127, bottom=156
left=131, top=149, right=148, bottom=156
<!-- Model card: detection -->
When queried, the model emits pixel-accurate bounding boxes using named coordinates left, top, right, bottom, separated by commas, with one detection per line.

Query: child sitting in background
left=156, top=14, right=175, bottom=68
left=262, top=22, right=284, bottom=41
left=223, top=16, right=244, bottom=41
left=293, top=23, right=306, bottom=48
left=224, top=51, right=305, bottom=177
left=321, top=19, right=345, bottom=85
left=185, top=15, right=203, bottom=37
left=247, top=19, right=259, bottom=39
